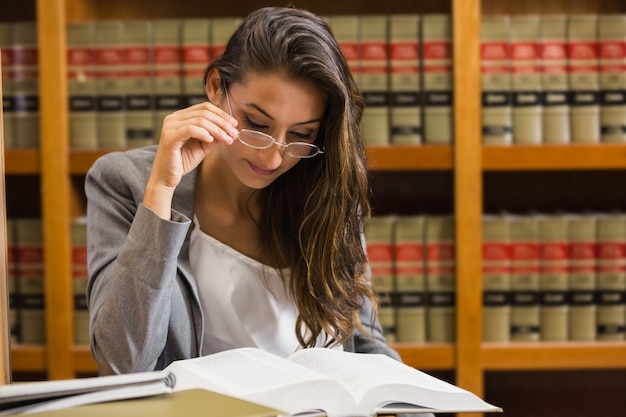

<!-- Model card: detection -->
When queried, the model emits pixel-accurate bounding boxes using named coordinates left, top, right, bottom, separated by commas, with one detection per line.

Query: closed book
left=14, top=218, right=45, bottom=344
left=11, top=21, right=39, bottom=149
left=598, top=14, right=626, bottom=143
left=327, top=15, right=360, bottom=84
left=0, top=22, right=15, bottom=149
left=480, top=15, right=513, bottom=145
left=152, top=19, right=183, bottom=139
left=424, top=215, right=456, bottom=343
left=421, top=14, right=453, bottom=145
left=182, top=19, right=211, bottom=107
left=364, top=215, right=397, bottom=342
left=389, top=14, right=422, bottom=145
left=538, top=214, right=569, bottom=341
left=567, top=214, right=597, bottom=341
left=509, top=215, right=540, bottom=342
left=210, top=17, right=241, bottom=62
left=482, top=214, right=511, bottom=342
left=124, top=20, right=155, bottom=148
left=567, top=15, right=600, bottom=144
left=94, top=21, right=126, bottom=149
left=595, top=213, right=626, bottom=341
left=510, top=15, right=542, bottom=145
left=359, top=15, right=390, bottom=146
left=6, top=218, right=18, bottom=343
left=67, top=21, right=98, bottom=149
left=393, top=215, right=426, bottom=343
left=539, top=15, right=570, bottom=144
left=71, top=217, right=89, bottom=346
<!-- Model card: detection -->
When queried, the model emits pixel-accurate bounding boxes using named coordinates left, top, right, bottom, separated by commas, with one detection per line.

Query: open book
left=165, top=347, right=502, bottom=417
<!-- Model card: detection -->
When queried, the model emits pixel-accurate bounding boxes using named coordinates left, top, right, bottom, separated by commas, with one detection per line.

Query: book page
left=288, top=349, right=500, bottom=414
left=167, top=348, right=354, bottom=416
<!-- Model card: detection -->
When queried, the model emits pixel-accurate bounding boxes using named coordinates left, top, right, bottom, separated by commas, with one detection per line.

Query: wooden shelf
left=366, top=146, right=453, bottom=171
left=10, top=345, right=46, bottom=372
left=4, top=150, right=40, bottom=174
left=483, top=144, right=626, bottom=171
left=392, top=343, right=455, bottom=370
left=69, top=149, right=119, bottom=174
left=72, top=345, right=98, bottom=374
left=482, top=342, right=626, bottom=370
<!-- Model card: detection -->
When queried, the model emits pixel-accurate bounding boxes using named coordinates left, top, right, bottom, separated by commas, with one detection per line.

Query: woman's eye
left=290, top=131, right=314, bottom=142
left=244, top=116, right=267, bottom=131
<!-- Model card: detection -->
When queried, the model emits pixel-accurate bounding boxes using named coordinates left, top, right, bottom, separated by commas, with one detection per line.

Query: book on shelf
left=508, top=215, right=540, bottom=342
left=359, top=15, right=390, bottom=146
left=597, top=14, right=626, bottom=143
left=14, top=218, right=45, bottom=345
left=482, top=214, right=511, bottom=343
left=152, top=19, right=184, bottom=140
left=165, top=347, right=502, bottom=417
left=595, top=213, right=626, bottom=341
left=567, top=213, right=597, bottom=341
left=424, top=215, right=455, bottom=343
left=94, top=21, right=126, bottom=149
left=510, top=15, right=542, bottom=145
left=539, top=15, right=570, bottom=144
left=393, top=215, right=426, bottom=343
left=537, top=214, right=569, bottom=341
left=67, top=21, right=98, bottom=150
left=123, top=20, right=155, bottom=148
left=421, top=14, right=453, bottom=145
left=11, top=21, right=39, bottom=149
left=182, top=19, right=211, bottom=108
left=0, top=22, right=15, bottom=149
left=71, top=217, right=89, bottom=346
left=567, top=15, right=600, bottom=144
left=210, top=17, right=242, bottom=62
left=480, top=15, right=513, bottom=146
left=389, top=14, right=422, bottom=145
left=327, top=15, right=360, bottom=84
left=364, top=215, right=396, bottom=343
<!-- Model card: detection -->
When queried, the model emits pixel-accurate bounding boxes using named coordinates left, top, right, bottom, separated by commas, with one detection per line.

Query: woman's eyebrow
left=246, top=102, right=322, bottom=126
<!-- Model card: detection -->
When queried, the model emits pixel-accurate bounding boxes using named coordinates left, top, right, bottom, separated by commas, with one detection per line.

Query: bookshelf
left=3, top=0, right=626, bottom=415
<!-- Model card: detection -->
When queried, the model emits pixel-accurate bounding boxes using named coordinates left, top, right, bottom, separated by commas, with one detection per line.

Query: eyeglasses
left=224, top=86, right=324, bottom=159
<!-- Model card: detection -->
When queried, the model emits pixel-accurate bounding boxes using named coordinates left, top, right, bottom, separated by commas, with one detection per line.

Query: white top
left=189, top=218, right=341, bottom=358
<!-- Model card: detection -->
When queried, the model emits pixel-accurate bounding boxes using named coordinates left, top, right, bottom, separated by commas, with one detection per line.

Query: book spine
left=389, top=14, right=422, bottom=145
left=509, top=215, right=540, bottom=341
left=365, top=215, right=397, bottom=342
left=152, top=19, right=183, bottom=140
left=6, top=218, right=19, bottom=343
left=11, top=21, right=39, bottom=149
left=0, top=22, right=15, bottom=149
left=393, top=215, right=426, bottom=343
left=421, top=14, right=453, bottom=145
left=539, top=15, right=570, bottom=144
left=567, top=214, right=597, bottom=341
left=567, top=15, right=601, bottom=144
left=327, top=15, right=360, bottom=85
left=510, top=15, right=542, bottom=145
left=359, top=15, right=390, bottom=146
left=182, top=19, right=211, bottom=108
left=425, top=215, right=456, bottom=343
left=210, top=17, right=242, bottom=63
left=480, top=15, right=513, bottom=146
left=595, top=213, right=626, bottom=341
left=67, top=21, right=98, bottom=150
left=598, top=14, right=626, bottom=143
left=72, top=217, right=90, bottom=345
left=482, top=214, right=511, bottom=342
left=15, top=218, right=45, bottom=344
left=124, top=20, right=155, bottom=148
left=95, top=21, right=126, bottom=149
left=538, top=215, right=570, bottom=341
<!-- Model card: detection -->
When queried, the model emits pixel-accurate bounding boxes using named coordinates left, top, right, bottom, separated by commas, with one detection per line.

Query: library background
left=2, top=0, right=626, bottom=415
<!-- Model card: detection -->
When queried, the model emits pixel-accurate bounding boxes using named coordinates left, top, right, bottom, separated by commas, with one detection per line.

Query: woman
left=86, top=6, right=399, bottom=375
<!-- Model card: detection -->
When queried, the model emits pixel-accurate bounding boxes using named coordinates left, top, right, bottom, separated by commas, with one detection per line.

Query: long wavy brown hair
left=204, top=6, right=376, bottom=348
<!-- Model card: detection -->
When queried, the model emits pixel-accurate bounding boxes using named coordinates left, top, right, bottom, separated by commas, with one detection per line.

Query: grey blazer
left=85, top=146, right=400, bottom=375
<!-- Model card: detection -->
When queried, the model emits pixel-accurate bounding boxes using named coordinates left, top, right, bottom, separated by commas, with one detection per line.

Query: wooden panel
left=10, top=345, right=46, bottom=372
left=392, top=343, right=455, bottom=370
left=72, top=346, right=98, bottom=374
left=4, top=150, right=40, bottom=174
left=366, top=146, right=453, bottom=171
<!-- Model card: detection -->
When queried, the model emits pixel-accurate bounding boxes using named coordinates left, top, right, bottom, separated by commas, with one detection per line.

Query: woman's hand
left=143, top=101, right=239, bottom=218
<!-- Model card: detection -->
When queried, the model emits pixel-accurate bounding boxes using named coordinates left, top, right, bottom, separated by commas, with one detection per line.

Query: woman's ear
left=205, top=68, right=223, bottom=104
